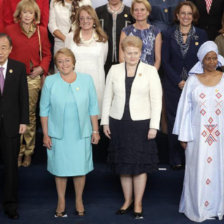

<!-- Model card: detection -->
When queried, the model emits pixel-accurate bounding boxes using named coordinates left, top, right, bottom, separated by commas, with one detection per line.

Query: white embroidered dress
left=173, top=74, right=224, bottom=222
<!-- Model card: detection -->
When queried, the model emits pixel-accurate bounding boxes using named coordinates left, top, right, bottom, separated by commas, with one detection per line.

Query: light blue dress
left=40, top=73, right=99, bottom=177
left=47, top=85, right=93, bottom=177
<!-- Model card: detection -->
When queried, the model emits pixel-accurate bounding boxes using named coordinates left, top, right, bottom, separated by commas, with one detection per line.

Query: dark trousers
left=163, top=86, right=185, bottom=166
left=0, top=119, right=20, bottom=212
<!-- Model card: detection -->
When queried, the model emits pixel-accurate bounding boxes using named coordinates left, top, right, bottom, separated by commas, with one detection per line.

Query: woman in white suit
left=101, top=36, right=162, bottom=219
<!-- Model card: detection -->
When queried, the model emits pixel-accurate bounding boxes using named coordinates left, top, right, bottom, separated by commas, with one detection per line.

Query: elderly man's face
left=0, top=37, right=12, bottom=66
left=203, top=51, right=218, bottom=72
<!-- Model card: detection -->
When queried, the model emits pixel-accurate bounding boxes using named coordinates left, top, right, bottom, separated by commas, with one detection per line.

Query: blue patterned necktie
left=0, top=67, right=5, bottom=94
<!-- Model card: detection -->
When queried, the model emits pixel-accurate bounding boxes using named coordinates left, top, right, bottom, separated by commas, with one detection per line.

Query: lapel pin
left=124, top=14, right=128, bottom=18
left=139, top=73, right=142, bottom=77
left=9, top=69, right=13, bottom=74
left=195, top=42, right=199, bottom=46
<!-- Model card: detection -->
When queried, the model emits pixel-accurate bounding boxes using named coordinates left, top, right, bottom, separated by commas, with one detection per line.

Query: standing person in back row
left=96, top=0, right=133, bottom=74
left=5, top=0, right=51, bottom=167
left=119, top=0, right=162, bottom=70
left=0, top=33, right=29, bottom=220
left=2, top=0, right=49, bottom=28
left=162, top=1, right=207, bottom=169
left=189, top=0, right=224, bottom=40
left=48, top=0, right=91, bottom=72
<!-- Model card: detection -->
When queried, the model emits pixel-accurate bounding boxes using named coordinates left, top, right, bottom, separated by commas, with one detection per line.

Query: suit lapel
left=3, top=59, right=15, bottom=96
left=209, top=0, right=216, bottom=14
left=198, top=0, right=208, bottom=14
left=120, top=63, right=126, bottom=93
left=131, top=61, right=142, bottom=90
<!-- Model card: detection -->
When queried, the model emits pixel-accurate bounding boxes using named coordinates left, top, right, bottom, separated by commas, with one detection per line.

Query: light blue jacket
left=40, top=72, right=99, bottom=139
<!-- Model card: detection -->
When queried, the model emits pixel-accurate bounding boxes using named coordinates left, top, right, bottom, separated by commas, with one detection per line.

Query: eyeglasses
left=79, top=17, right=93, bottom=22
left=179, top=12, right=193, bottom=16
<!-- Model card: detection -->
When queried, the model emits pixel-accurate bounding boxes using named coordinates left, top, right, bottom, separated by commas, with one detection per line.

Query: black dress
left=108, top=63, right=159, bottom=175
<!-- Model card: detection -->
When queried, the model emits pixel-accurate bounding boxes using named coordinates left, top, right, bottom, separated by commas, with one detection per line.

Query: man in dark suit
left=0, top=33, right=29, bottom=219
left=189, top=0, right=224, bottom=40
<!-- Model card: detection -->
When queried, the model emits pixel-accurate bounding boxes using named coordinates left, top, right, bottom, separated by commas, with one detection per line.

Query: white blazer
left=101, top=62, right=162, bottom=129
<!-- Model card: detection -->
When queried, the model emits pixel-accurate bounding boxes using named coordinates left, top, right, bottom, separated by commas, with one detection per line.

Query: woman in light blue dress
left=40, top=48, right=100, bottom=217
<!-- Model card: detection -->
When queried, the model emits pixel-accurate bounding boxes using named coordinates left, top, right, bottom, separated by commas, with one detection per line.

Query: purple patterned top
left=122, top=24, right=160, bottom=65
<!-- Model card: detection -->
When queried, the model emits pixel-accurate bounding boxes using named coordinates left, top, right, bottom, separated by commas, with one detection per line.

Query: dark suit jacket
left=189, top=0, right=224, bottom=40
left=0, top=59, right=29, bottom=137
left=161, top=26, right=207, bottom=118
left=96, top=4, right=133, bottom=72
left=162, top=26, right=207, bottom=88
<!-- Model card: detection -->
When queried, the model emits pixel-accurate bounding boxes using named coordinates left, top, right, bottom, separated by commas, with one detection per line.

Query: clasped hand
left=30, top=66, right=43, bottom=78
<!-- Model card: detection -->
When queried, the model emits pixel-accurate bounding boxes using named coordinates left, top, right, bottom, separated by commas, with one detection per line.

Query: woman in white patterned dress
left=173, top=41, right=224, bottom=222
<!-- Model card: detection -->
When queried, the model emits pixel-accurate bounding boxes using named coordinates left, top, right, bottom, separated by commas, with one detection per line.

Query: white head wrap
left=188, top=41, right=224, bottom=75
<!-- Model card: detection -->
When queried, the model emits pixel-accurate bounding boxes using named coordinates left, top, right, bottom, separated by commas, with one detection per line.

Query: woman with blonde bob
left=5, top=0, right=51, bottom=167
left=40, top=48, right=100, bottom=217
left=101, top=36, right=162, bottom=219
left=65, top=5, right=108, bottom=116
left=119, top=0, right=162, bottom=70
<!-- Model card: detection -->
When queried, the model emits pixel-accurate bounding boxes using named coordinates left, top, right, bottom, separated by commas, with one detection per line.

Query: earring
left=93, top=24, right=96, bottom=28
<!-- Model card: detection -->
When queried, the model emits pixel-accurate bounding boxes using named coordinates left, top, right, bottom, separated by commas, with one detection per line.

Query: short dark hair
left=0, top=33, right=13, bottom=46
left=174, top=1, right=199, bottom=24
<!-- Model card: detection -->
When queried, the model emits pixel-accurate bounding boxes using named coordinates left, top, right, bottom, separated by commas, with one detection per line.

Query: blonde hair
left=73, top=5, right=108, bottom=44
left=14, top=0, right=40, bottom=24
left=54, top=48, right=76, bottom=68
left=131, top=0, right=152, bottom=16
left=121, top=36, right=143, bottom=51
